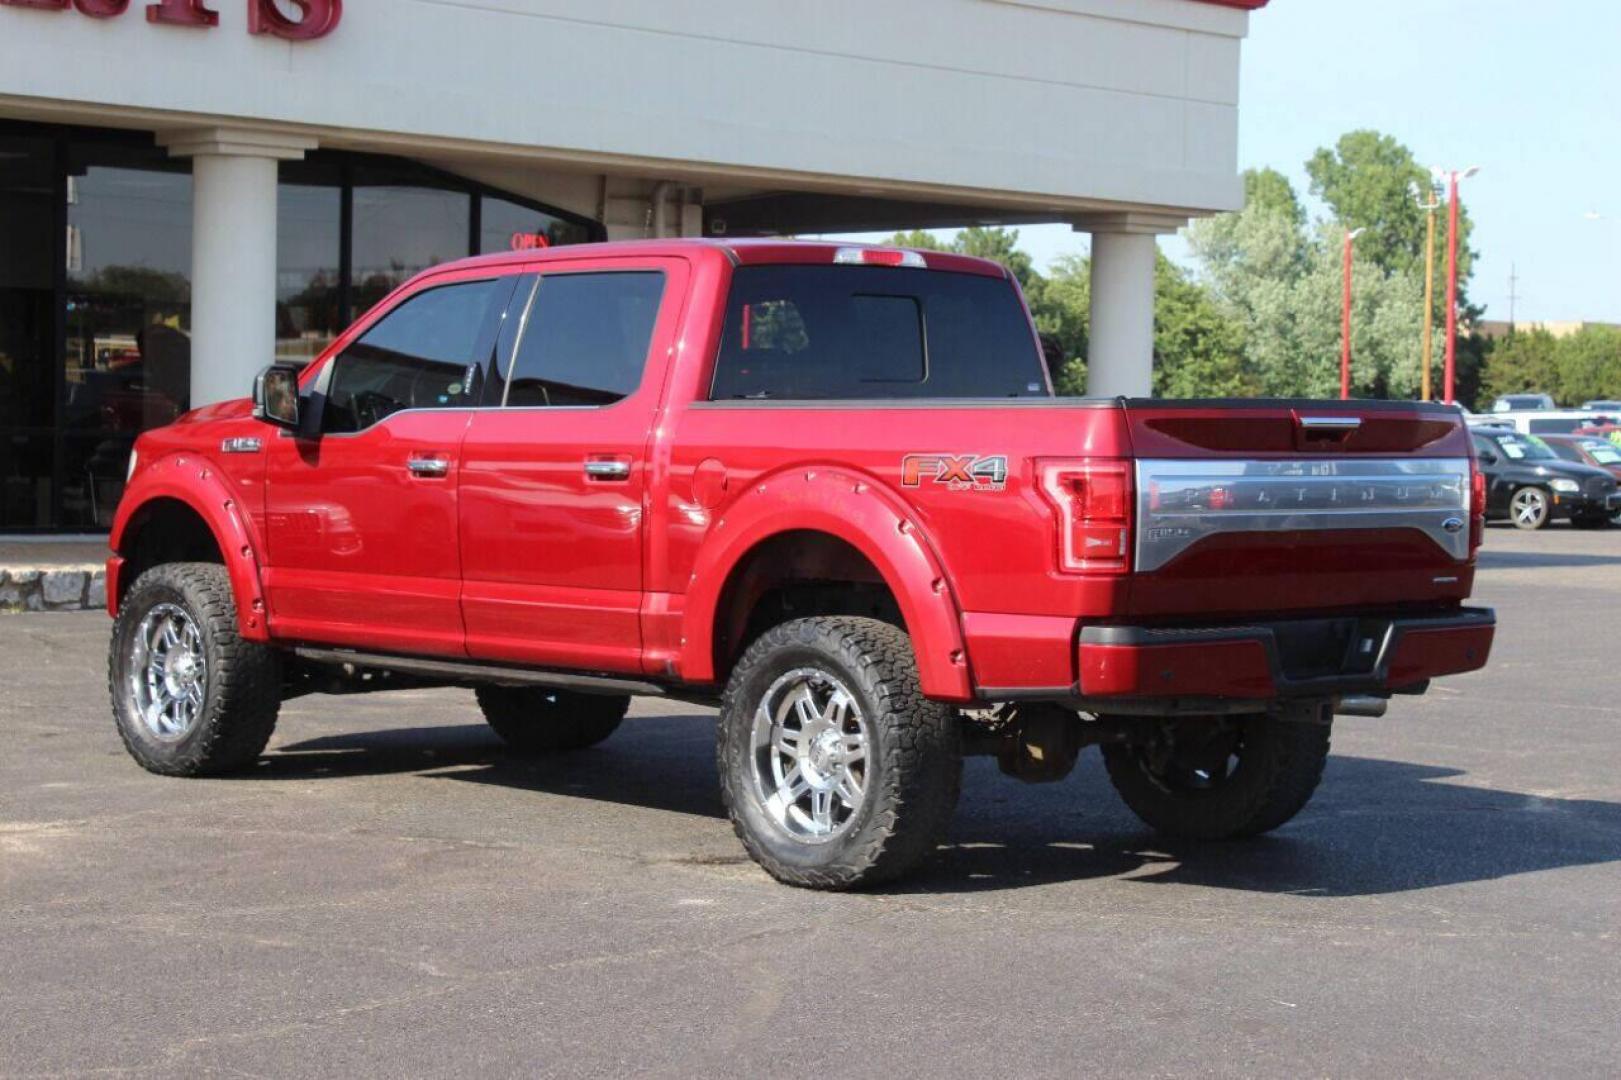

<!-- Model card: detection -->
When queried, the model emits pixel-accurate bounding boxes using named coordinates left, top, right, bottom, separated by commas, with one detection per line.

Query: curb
left=0, top=566, right=108, bottom=613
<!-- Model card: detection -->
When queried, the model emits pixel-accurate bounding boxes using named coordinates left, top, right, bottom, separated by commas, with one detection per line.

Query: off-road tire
left=1102, top=713, right=1331, bottom=840
left=475, top=687, right=628, bottom=754
left=717, top=616, right=961, bottom=890
left=109, top=562, right=281, bottom=776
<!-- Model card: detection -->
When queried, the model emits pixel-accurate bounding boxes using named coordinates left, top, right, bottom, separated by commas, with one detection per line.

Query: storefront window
left=0, top=435, right=54, bottom=533
left=61, top=142, right=192, bottom=528
left=64, top=146, right=193, bottom=438
left=0, top=134, right=55, bottom=434
left=277, top=162, right=342, bottom=363
left=1, top=122, right=599, bottom=531
left=352, top=168, right=470, bottom=316
left=479, top=194, right=593, bottom=255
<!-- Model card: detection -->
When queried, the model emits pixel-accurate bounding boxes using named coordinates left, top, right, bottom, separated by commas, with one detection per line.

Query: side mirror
left=1478, top=451, right=1498, bottom=466
left=253, top=362, right=302, bottom=430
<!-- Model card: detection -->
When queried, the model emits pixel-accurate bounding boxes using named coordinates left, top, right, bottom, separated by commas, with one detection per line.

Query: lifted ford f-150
left=107, top=239, right=1495, bottom=888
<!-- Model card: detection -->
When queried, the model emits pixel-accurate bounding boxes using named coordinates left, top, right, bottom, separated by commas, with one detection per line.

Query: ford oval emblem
left=1442, top=516, right=1465, bottom=534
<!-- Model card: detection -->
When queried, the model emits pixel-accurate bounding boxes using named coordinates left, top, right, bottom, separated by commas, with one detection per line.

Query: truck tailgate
left=1122, top=401, right=1477, bottom=618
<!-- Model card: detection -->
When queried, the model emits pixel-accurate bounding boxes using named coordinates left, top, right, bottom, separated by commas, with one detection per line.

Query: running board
left=292, top=647, right=667, bottom=698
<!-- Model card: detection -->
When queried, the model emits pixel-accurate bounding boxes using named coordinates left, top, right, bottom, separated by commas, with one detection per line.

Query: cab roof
left=435, top=237, right=1012, bottom=280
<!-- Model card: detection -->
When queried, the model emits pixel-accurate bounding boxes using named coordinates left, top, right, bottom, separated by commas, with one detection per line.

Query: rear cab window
left=709, top=265, right=1048, bottom=400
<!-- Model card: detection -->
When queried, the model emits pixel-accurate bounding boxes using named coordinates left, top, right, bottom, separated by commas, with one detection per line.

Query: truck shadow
left=261, top=720, right=1621, bottom=899
left=1476, top=548, right=1621, bottom=570
left=914, top=754, right=1621, bottom=897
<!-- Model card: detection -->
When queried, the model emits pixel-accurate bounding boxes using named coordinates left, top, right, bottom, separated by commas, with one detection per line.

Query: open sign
left=510, top=232, right=552, bottom=251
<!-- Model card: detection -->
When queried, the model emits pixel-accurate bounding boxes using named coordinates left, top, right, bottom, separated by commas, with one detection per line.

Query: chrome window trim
left=1134, top=457, right=1473, bottom=572
left=499, top=275, right=543, bottom=407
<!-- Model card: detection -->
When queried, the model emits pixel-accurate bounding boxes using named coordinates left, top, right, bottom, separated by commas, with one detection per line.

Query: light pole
left=1432, top=165, right=1480, bottom=404
left=1341, top=227, right=1366, bottom=400
left=1411, top=182, right=1443, bottom=401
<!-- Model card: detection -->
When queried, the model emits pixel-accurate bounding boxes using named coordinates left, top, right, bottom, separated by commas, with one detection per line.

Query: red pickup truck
left=106, top=239, right=1495, bottom=888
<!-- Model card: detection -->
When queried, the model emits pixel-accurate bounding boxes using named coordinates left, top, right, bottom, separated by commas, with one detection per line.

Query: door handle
left=584, top=457, right=631, bottom=481
left=407, top=456, right=451, bottom=478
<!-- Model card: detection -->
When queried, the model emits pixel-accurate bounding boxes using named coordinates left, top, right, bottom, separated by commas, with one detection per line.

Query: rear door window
left=498, top=271, right=665, bottom=407
left=710, top=265, right=1047, bottom=400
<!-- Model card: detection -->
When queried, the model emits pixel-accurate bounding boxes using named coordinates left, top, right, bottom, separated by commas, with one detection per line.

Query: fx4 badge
left=901, top=454, right=1009, bottom=491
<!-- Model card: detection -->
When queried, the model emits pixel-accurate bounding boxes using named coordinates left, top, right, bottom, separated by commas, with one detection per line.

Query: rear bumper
left=969, top=607, right=1494, bottom=705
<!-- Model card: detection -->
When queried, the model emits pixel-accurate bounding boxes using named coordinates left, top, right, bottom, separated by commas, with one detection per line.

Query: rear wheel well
left=713, top=530, right=905, bottom=684
left=117, top=498, right=225, bottom=607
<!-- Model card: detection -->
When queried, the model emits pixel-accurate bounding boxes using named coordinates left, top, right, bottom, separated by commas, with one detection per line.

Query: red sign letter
left=0, top=1, right=71, bottom=11
left=75, top=0, right=129, bottom=15
left=249, top=0, right=339, bottom=40
left=145, top=0, right=216, bottom=26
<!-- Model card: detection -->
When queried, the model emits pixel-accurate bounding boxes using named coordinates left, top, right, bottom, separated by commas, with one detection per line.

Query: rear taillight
left=1470, top=456, right=1486, bottom=553
left=1037, top=459, right=1133, bottom=574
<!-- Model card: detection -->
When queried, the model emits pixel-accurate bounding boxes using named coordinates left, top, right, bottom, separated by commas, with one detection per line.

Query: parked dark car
left=1542, top=434, right=1621, bottom=520
left=1472, top=430, right=1620, bottom=529
left=1541, top=433, right=1621, bottom=479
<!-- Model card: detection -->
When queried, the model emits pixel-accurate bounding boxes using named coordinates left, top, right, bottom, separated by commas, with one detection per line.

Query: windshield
left=1581, top=441, right=1621, bottom=466
left=1487, top=433, right=1556, bottom=462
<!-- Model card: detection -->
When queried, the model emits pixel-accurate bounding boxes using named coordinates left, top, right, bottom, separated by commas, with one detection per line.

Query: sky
left=843, top=0, right=1621, bottom=325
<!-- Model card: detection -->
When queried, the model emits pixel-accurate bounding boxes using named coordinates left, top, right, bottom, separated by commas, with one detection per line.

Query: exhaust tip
left=1336, top=694, right=1389, bottom=718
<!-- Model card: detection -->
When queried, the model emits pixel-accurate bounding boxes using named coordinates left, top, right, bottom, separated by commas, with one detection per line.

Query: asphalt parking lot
left=3, top=524, right=1619, bottom=1078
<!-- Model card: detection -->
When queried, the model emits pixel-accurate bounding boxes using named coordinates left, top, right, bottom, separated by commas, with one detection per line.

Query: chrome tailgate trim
left=1135, top=457, right=1471, bottom=572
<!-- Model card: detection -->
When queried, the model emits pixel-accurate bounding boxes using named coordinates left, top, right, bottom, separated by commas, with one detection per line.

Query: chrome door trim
left=583, top=459, right=631, bottom=480
left=406, top=456, right=451, bottom=478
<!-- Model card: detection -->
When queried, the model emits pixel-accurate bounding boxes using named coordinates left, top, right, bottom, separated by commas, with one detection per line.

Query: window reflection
left=277, top=179, right=342, bottom=363
left=65, top=158, right=192, bottom=435
left=0, top=134, right=55, bottom=433
left=62, top=147, right=193, bottom=528
left=479, top=194, right=593, bottom=255
left=2, top=123, right=600, bottom=531
left=352, top=170, right=470, bottom=316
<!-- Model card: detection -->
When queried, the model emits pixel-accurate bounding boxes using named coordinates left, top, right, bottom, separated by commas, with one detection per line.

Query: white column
left=159, top=129, right=317, bottom=408
left=1077, top=213, right=1186, bottom=399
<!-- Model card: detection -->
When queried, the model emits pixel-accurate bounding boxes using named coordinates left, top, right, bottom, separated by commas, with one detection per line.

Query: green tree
left=1032, top=254, right=1090, bottom=395
left=1244, top=166, right=1305, bottom=227
left=885, top=229, right=951, bottom=252
left=77, top=265, right=191, bottom=303
left=1189, top=178, right=1428, bottom=400
left=1553, top=325, right=1621, bottom=404
left=1305, top=130, right=1476, bottom=311
left=1480, top=328, right=1562, bottom=404
left=1153, top=255, right=1252, bottom=398
left=1187, top=169, right=1316, bottom=393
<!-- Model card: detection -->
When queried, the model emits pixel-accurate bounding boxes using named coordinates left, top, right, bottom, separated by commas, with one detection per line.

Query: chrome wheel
left=749, top=668, right=871, bottom=844
left=129, top=602, right=208, bottom=741
left=1511, top=487, right=1549, bottom=529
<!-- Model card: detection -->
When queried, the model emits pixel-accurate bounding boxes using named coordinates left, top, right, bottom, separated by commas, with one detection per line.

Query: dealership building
left=0, top=0, right=1264, bottom=532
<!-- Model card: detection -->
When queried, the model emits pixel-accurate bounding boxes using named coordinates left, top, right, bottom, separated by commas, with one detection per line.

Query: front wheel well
left=713, top=530, right=906, bottom=684
left=117, top=498, right=225, bottom=607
